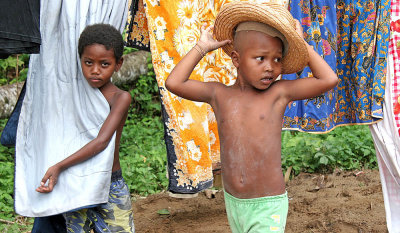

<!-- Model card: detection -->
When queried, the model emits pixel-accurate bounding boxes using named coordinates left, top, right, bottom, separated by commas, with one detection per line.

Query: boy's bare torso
left=100, top=84, right=129, bottom=172
left=211, top=81, right=288, bottom=199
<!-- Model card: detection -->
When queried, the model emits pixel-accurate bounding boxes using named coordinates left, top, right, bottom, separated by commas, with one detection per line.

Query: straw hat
left=213, top=2, right=309, bottom=74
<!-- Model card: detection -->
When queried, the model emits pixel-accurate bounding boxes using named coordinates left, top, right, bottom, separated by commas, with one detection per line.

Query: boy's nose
left=92, top=65, right=100, bottom=74
left=264, top=62, right=273, bottom=71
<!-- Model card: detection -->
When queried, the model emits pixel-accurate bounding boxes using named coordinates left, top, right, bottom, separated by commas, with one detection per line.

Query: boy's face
left=232, top=31, right=283, bottom=90
left=80, top=43, right=123, bottom=88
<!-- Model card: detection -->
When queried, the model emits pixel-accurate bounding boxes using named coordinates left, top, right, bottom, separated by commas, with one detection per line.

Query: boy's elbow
left=330, top=74, right=339, bottom=88
left=165, top=78, right=172, bottom=91
left=95, top=137, right=111, bottom=151
left=165, top=78, right=176, bottom=93
left=323, top=74, right=338, bottom=91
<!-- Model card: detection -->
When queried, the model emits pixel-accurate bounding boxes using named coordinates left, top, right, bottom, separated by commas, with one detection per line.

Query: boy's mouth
left=260, top=77, right=274, bottom=86
left=89, top=77, right=102, bottom=82
left=261, top=77, right=273, bottom=84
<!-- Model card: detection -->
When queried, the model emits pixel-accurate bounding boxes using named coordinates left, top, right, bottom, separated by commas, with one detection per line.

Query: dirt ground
left=132, top=169, right=388, bottom=233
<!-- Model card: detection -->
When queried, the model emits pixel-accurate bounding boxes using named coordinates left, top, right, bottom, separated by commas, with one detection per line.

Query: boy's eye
left=274, top=57, right=281, bottom=63
left=255, top=56, right=264, bottom=61
left=84, top=61, right=92, bottom=65
left=102, top=63, right=110, bottom=67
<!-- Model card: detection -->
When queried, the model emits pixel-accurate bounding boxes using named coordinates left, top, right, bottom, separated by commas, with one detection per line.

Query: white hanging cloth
left=369, top=53, right=400, bottom=233
left=15, top=0, right=128, bottom=217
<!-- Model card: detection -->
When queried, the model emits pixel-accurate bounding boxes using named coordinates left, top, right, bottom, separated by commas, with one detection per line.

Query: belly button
left=260, top=115, right=265, bottom=120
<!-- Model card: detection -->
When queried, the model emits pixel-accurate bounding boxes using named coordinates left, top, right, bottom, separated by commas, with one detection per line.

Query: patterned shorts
left=64, top=170, right=135, bottom=233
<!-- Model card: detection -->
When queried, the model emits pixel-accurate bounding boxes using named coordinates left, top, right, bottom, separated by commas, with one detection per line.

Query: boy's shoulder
left=114, top=88, right=131, bottom=99
left=111, top=88, right=131, bottom=107
left=101, top=85, right=132, bottom=108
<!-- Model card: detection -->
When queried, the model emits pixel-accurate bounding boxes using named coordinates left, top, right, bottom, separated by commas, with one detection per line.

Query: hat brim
left=213, top=2, right=309, bottom=74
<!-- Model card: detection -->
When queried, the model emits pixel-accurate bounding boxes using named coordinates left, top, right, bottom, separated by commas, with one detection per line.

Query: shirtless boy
left=165, top=2, right=338, bottom=232
left=36, top=24, right=134, bottom=232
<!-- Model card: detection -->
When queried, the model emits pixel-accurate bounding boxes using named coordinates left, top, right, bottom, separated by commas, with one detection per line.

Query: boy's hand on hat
left=198, top=23, right=231, bottom=53
left=36, top=164, right=62, bottom=193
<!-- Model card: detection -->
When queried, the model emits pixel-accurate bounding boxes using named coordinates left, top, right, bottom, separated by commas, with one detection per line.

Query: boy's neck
left=232, top=76, right=247, bottom=90
left=232, top=78, right=261, bottom=93
left=99, top=81, right=115, bottom=94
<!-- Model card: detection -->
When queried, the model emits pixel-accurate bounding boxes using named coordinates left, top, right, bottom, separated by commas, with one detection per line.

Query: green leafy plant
left=0, top=54, right=30, bottom=85
left=120, top=114, right=168, bottom=196
left=0, top=119, right=34, bottom=232
left=281, top=125, right=377, bottom=176
left=128, top=59, right=161, bottom=116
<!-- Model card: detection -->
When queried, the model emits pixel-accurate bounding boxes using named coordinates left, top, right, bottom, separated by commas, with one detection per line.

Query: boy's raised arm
left=282, top=20, right=338, bottom=101
left=165, top=24, right=230, bottom=103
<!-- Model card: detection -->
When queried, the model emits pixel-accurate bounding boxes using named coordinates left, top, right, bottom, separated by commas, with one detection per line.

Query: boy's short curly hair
left=78, top=24, right=124, bottom=61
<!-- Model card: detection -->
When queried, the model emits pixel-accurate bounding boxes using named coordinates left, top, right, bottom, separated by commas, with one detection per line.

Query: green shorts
left=224, top=191, right=288, bottom=233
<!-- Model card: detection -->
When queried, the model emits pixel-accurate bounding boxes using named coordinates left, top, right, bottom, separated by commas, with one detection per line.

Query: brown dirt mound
left=133, top=169, right=387, bottom=233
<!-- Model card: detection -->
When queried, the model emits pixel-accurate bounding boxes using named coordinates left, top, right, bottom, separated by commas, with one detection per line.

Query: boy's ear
left=231, top=50, right=240, bottom=68
left=115, top=57, right=124, bottom=72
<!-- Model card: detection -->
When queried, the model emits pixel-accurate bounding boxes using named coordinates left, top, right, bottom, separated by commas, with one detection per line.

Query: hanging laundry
left=282, top=0, right=390, bottom=132
left=14, top=0, right=129, bottom=217
left=0, top=0, right=41, bottom=146
left=282, top=0, right=337, bottom=132
left=369, top=1, right=400, bottom=232
left=336, top=0, right=389, bottom=123
left=391, top=3, right=400, bottom=135
left=370, top=54, right=400, bottom=233
left=0, top=0, right=41, bottom=58
left=125, top=0, right=150, bottom=51
left=138, top=0, right=235, bottom=194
